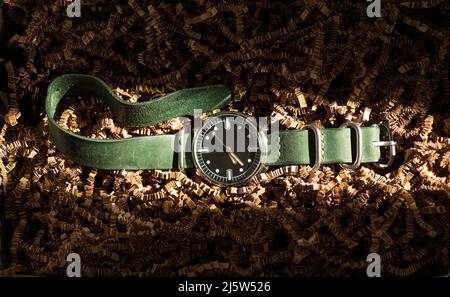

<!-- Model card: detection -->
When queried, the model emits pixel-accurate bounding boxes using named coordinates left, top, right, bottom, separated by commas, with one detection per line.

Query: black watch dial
left=193, top=112, right=265, bottom=187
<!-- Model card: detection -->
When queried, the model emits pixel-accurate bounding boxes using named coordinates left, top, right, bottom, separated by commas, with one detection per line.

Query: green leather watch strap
left=266, top=128, right=381, bottom=166
left=46, top=74, right=384, bottom=171
left=45, top=74, right=231, bottom=169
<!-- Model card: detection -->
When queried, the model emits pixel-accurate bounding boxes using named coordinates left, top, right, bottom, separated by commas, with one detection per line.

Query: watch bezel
left=192, top=111, right=267, bottom=187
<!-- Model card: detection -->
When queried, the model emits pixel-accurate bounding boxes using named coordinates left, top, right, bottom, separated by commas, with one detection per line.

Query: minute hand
left=214, top=135, right=244, bottom=166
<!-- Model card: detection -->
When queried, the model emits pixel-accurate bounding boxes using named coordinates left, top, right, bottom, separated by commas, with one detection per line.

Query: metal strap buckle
left=303, top=124, right=322, bottom=170
left=371, top=121, right=397, bottom=169
left=340, top=122, right=362, bottom=170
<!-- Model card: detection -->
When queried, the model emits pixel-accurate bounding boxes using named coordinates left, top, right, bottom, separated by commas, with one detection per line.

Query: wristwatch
left=45, top=74, right=397, bottom=187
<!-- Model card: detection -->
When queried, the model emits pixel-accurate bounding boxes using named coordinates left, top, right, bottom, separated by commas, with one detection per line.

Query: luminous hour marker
left=239, top=168, right=244, bottom=172
left=247, top=158, right=252, bottom=163
left=198, top=147, right=210, bottom=153
left=214, top=127, right=218, bottom=131
left=205, top=136, right=210, bottom=140
left=225, top=118, right=231, bottom=130
left=215, top=169, right=220, bottom=173
left=206, top=160, right=211, bottom=165
left=226, top=169, right=233, bottom=180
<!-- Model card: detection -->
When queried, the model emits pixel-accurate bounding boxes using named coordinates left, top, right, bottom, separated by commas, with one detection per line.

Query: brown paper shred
left=402, top=15, right=446, bottom=40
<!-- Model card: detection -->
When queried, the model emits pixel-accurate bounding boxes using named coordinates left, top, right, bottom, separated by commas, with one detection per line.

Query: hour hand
left=227, top=149, right=244, bottom=167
